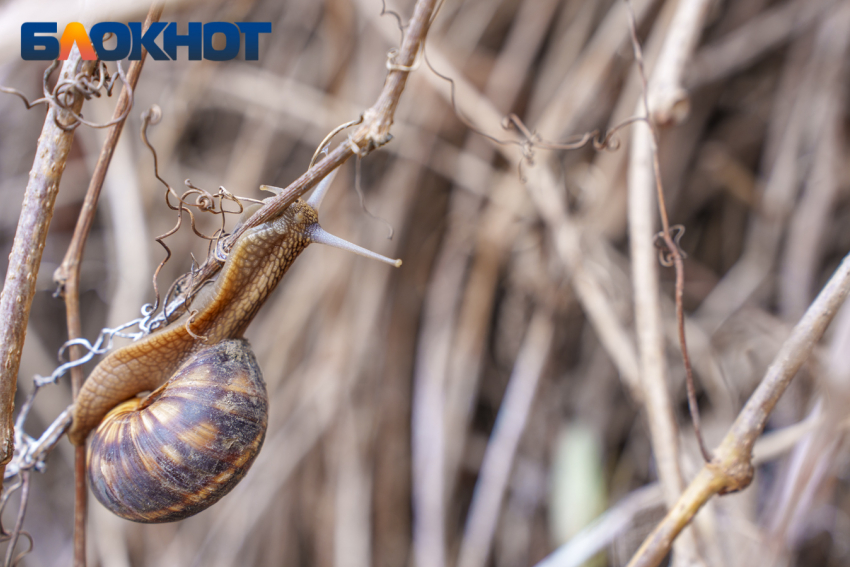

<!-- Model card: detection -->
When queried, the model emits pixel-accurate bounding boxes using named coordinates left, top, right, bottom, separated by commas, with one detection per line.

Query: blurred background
left=1, top=0, right=850, bottom=565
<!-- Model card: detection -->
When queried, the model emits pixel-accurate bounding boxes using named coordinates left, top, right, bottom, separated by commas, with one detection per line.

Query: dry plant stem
left=72, top=444, right=86, bottom=566
left=656, top=179, right=710, bottom=464
left=628, top=0, right=711, bottom=464
left=55, top=10, right=160, bottom=396
left=0, top=50, right=94, bottom=467
left=534, top=483, right=665, bottom=567
left=778, top=3, right=850, bottom=320
left=416, top=41, right=644, bottom=400
left=50, top=9, right=162, bottom=567
left=189, top=0, right=438, bottom=293
left=626, top=252, right=850, bottom=567
left=688, top=0, right=834, bottom=88
left=628, top=12, right=691, bottom=505
left=406, top=3, right=560, bottom=564
left=457, top=312, right=554, bottom=567
left=536, top=413, right=828, bottom=567
left=628, top=118, right=703, bottom=567
left=4, top=472, right=30, bottom=567
left=646, top=0, right=712, bottom=124
left=69, top=12, right=160, bottom=567
left=627, top=6, right=709, bottom=551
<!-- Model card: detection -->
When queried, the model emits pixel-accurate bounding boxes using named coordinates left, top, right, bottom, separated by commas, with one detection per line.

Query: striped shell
left=86, top=339, right=268, bottom=523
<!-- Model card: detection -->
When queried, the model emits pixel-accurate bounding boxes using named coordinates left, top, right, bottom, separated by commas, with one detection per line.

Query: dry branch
left=0, top=50, right=95, bottom=468
left=185, top=0, right=440, bottom=297
left=646, top=0, right=712, bottom=124
left=4, top=0, right=850, bottom=564
left=627, top=252, right=850, bottom=567
left=50, top=7, right=163, bottom=566
left=688, top=0, right=834, bottom=88
left=628, top=116, right=705, bottom=567
left=458, top=311, right=554, bottom=567
left=626, top=1, right=717, bottom=562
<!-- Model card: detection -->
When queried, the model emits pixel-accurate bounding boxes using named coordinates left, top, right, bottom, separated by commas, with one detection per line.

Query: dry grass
left=2, top=0, right=850, bottom=566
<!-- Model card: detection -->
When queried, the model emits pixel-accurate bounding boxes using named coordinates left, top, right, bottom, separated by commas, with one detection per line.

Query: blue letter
left=89, top=22, right=130, bottom=61
left=163, top=22, right=201, bottom=60
left=21, top=22, right=58, bottom=61
left=236, top=22, right=270, bottom=60
left=129, top=21, right=168, bottom=60
left=203, top=22, right=240, bottom=61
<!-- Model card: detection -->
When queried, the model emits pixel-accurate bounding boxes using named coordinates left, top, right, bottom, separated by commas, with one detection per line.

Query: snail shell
left=86, top=339, right=268, bottom=523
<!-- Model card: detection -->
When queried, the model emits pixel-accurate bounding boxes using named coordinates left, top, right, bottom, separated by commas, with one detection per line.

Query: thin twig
left=50, top=7, right=163, bottom=566
left=687, top=0, right=834, bottom=89
left=626, top=252, right=850, bottom=567
left=413, top=29, right=646, bottom=402
left=0, top=49, right=96, bottom=468
left=534, top=483, right=665, bottom=567
left=3, top=472, right=30, bottom=567
left=645, top=0, right=713, bottom=125
left=692, top=6, right=827, bottom=332
left=457, top=311, right=554, bottom=567
left=626, top=0, right=712, bottom=463
left=626, top=6, right=695, bottom=499
left=184, top=0, right=439, bottom=300
left=623, top=3, right=712, bottom=565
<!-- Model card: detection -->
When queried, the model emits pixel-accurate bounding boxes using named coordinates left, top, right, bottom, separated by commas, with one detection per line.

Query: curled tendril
left=654, top=224, right=687, bottom=267
left=379, top=0, right=406, bottom=44
left=422, top=47, right=632, bottom=176
left=0, top=59, right=134, bottom=133
left=0, top=473, right=34, bottom=567
left=139, top=105, right=256, bottom=322
left=311, top=118, right=363, bottom=168
left=49, top=60, right=135, bottom=131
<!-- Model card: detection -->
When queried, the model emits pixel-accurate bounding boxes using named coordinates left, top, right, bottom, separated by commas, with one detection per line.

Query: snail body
left=69, top=198, right=317, bottom=447
left=70, top=176, right=400, bottom=523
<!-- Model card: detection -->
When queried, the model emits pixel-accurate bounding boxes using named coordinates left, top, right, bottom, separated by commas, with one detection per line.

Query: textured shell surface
left=87, top=339, right=268, bottom=523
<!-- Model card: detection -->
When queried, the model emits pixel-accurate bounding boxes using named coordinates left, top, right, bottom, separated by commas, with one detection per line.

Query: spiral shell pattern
left=87, top=339, right=268, bottom=523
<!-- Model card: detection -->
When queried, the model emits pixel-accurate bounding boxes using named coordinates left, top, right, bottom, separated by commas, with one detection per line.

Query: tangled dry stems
left=0, top=0, right=848, bottom=566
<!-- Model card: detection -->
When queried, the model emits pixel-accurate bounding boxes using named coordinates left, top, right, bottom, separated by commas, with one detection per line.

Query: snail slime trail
left=71, top=171, right=401, bottom=522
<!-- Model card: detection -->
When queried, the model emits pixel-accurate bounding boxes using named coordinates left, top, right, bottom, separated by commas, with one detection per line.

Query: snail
left=68, top=170, right=400, bottom=523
